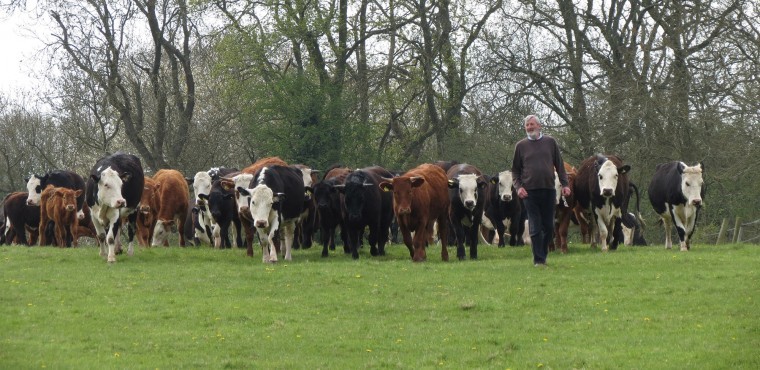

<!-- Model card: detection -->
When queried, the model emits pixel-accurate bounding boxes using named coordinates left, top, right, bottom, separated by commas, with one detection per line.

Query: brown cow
left=550, top=162, right=577, bottom=253
left=39, top=185, right=83, bottom=247
left=3, top=192, right=40, bottom=246
left=151, top=169, right=190, bottom=247
left=136, top=177, right=159, bottom=247
left=379, top=163, right=450, bottom=262
left=220, top=156, right=288, bottom=255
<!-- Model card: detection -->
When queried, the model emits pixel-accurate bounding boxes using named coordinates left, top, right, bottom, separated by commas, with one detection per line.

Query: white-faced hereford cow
left=447, top=164, right=487, bottom=260
left=481, top=170, right=525, bottom=247
left=334, top=166, right=394, bottom=259
left=238, top=165, right=305, bottom=263
left=573, top=154, right=632, bottom=252
left=379, top=163, right=450, bottom=262
left=86, top=153, right=144, bottom=263
left=648, top=161, right=704, bottom=251
left=3, top=192, right=40, bottom=245
left=187, top=167, right=239, bottom=246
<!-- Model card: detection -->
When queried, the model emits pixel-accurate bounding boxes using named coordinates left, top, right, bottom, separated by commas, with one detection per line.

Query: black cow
left=86, top=153, right=144, bottom=263
left=238, top=165, right=305, bottom=262
left=573, top=154, right=632, bottom=251
left=3, top=192, right=40, bottom=245
left=335, top=166, right=394, bottom=259
left=313, top=166, right=351, bottom=257
left=199, top=179, right=243, bottom=249
left=482, top=170, right=525, bottom=247
left=447, top=164, right=488, bottom=260
left=648, top=161, right=705, bottom=251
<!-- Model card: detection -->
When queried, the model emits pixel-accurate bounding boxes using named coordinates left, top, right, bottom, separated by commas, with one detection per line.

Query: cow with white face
left=481, top=170, right=524, bottom=247
left=237, top=165, right=304, bottom=263
left=648, top=161, right=704, bottom=251
left=190, top=171, right=215, bottom=244
left=85, top=153, right=144, bottom=263
left=573, top=154, right=632, bottom=252
left=447, top=164, right=487, bottom=260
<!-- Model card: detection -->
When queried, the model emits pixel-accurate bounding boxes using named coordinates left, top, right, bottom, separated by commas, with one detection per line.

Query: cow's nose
left=398, top=207, right=411, bottom=215
left=115, top=199, right=126, bottom=208
left=501, top=195, right=511, bottom=202
left=692, top=199, right=702, bottom=207
left=255, top=220, right=268, bottom=228
left=66, top=205, right=76, bottom=211
left=465, top=200, right=476, bottom=209
left=602, top=189, right=613, bottom=197
left=26, top=199, right=35, bottom=206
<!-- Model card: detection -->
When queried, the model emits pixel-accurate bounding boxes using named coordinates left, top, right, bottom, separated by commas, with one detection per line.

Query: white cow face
left=680, top=163, right=704, bottom=207
left=597, top=160, right=627, bottom=198
left=239, top=184, right=280, bottom=229
left=25, top=175, right=43, bottom=206
left=449, top=174, right=482, bottom=210
left=94, top=167, right=126, bottom=208
left=232, top=174, right=254, bottom=213
left=193, top=171, right=212, bottom=204
left=299, top=168, right=315, bottom=188
left=497, top=171, right=514, bottom=202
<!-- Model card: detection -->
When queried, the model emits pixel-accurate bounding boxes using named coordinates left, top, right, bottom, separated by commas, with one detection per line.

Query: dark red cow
left=150, top=169, right=189, bottom=247
left=136, top=177, right=159, bottom=247
left=379, top=164, right=450, bottom=262
left=3, top=192, right=40, bottom=246
left=550, top=162, right=577, bottom=253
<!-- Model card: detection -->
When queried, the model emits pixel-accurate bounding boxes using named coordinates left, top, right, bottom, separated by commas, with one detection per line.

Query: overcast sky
left=0, top=4, right=50, bottom=96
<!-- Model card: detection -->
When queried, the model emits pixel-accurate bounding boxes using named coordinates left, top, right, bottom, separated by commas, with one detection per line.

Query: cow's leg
left=70, top=219, right=79, bottom=247
left=453, top=219, right=466, bottom=260
left=267, top=227, right=279, bottom=262
left=411, top=225, right=428, bottom=262
left=467, top=224, right=479, bottom=260
left=400, top=227, right=414, bottom=258
left=438, top=216, right=450, bottom=262
left=595, top=210, right=610, bottom=252
left=283, top=222, right=295, bottom=261
left=368, top=222, right=380, bottom=257
left=106, top=216, right=122, bottom=263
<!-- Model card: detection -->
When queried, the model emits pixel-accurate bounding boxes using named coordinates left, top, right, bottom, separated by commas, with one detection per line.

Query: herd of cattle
left=0, top=152, right=705, bottom=263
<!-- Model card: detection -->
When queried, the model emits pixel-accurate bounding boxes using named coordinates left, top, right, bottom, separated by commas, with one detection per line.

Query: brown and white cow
left=573, top=154, right=632, bottom=251
left=3, top=192, right=40, bottom=246
left=379, top=163, right=450, bottom=262
left=648, top=161, right=704, bottom=251
left=38, top=185, right=83, bottom=247
left=150, top=169, right=189, bottom=247
left=481, top=170, right=525, bottom=247
left=85, top=153, right=144, bottom=263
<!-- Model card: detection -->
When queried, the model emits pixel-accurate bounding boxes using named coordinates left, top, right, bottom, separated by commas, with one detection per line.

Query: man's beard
left=527, top=131, right=541, bottom=140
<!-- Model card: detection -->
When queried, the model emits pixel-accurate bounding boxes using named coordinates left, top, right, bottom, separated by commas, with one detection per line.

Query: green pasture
left=1, top=242, right=757, bottom=369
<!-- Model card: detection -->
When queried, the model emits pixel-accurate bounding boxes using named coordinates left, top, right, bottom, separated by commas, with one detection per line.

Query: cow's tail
left=628, top=181, right=644, bottom=230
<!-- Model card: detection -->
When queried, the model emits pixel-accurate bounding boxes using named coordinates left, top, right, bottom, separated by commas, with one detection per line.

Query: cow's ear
left=220, top=179, right=235, bottom=192
left=121, top=173, right=132, bottom=182
left=237, top=187, right=251, bottom=196
left=447, top=179, right=459, bottom=189
left=490, top=176, right=498, bottom=185
left=618, top=165, right=631, bottom=175
left=192, top=206, right=200, bottom=214
left=477, top=180, right=487, bottom=189
left=378, top=182, right=393, bottom=192
left=185, top=177, right=194, bottom=185
left=334, top=184, right=346, bottom=194
left=74, top=189, right=83, bottom=197
left=698, top=162, right=704, bottom=172
left=304, top=186, right=313, bottom=197
left=24, top=177, right=30, bottom=183
left=273, top=192, right=286, bottom=202
left=90, top=174, right=101, bottom=183
left=410, top=177, right=425, bottom=188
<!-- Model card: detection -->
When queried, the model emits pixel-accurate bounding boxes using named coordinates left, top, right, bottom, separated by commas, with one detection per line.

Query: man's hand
left=517, top=187, right=528, bottom=199
left=561, top=186, right=571, bottom=197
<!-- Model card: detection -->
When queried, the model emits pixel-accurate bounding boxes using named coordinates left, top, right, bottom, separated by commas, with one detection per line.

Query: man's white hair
left=524, top=115, right=541, bottom=126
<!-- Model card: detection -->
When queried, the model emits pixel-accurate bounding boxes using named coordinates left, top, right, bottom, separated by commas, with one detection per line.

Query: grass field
left=1, top=241, right=758, bottom=369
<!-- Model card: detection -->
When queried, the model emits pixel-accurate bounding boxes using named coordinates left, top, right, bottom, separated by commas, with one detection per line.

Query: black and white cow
left=199, top=179, right=243, bottom=249
left=447, top=164, right=487, bottom=260
left=648, top=161, right=704, bottom=251
left=85, top=153, right=144, bottom=263
left=481, top=170, right=525, bottom=247
left=187, top=167, right=239, bottom=246
left=573, top=154, right=633, bottom=251
left=334, top=166, right=394, bottom=259
left=238, top=165, right=305, bottom=263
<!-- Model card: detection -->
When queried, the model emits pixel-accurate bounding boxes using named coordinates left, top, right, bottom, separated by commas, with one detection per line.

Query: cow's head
left=201, top=191, right=234, bottom=224
left=92, top=167, right=128, bottom=208
left=379, top=176, right=425, bottom=215
left=138, top=178, right=159, bottom=214
left=596, top=160, right=630, bottom=198
left=449, top=174, right=485, bottom=210
left=152, top=219, right=176, bottom=246
left=230, top=174, right=254, bottom=214
left=238, top=185, right=283, bottom=229
left=192, top=171, right=213, bottom=205
left=335, top=177, right=375, bottom=222
left=25, top=174, right=48, bottom=206
left=492, top=171, right=514, bottom=202
left=679, top=162, right=704, bottom=207
left=60, top=188, right=82, bottom=212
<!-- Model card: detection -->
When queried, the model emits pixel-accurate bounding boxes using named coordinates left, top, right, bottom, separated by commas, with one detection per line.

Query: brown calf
left=137, top=177, right=159, bottom=247
left=39, top=185, right=83, bottom=247
left=379, top=163, right=450, bottom=262
left=550, top=162, right=577, bottom=253
left=151, top=169, right=190, bottom=247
